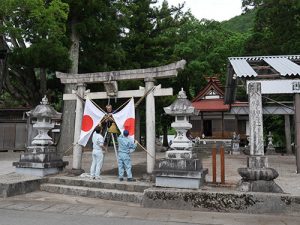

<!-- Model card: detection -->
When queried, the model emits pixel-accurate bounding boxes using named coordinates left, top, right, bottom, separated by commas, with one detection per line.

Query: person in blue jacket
left=117, top=130, right=137, bottom=181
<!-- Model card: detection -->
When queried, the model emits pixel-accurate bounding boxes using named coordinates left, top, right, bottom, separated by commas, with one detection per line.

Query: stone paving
left=63, top=148, right=300, bottom=196
left=1, top=148, right=299, bottom=196
left=1, top=149, right=300, bottom=223
left=0, top=191, right=299, bottom=224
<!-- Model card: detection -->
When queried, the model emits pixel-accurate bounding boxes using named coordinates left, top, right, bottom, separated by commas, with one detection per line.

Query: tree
left=118, top=0, right=190, bottom=143
left=0, top=0, right=70, bottom=106
left=173, top=19, right=248, bottom=98
left=243, top=0, right=300, bottom=55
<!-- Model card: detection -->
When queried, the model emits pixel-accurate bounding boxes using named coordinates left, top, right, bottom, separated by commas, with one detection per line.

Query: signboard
left=247, top=80, right=300, bottom=94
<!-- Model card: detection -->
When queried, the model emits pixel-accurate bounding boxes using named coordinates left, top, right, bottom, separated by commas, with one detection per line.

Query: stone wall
left=143, top=188, right=300, bottom=214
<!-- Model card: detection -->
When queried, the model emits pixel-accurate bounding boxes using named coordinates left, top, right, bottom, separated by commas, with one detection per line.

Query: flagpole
left=135, top=140, right=155, bottom=159
left=111, top=133, right=119, bottom=164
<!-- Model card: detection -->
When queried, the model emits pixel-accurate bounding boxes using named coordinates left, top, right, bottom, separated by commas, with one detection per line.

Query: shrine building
left=190, top=77, right=248, bottom=144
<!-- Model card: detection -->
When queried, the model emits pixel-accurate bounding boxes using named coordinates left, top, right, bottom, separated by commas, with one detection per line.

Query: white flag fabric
left=78, top=99, right=105, bottom=146
left=112, top=98, right=135, bottom=139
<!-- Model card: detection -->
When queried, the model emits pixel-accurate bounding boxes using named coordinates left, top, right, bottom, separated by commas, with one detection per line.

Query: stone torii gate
left=56, top=60, right=186, bottom=174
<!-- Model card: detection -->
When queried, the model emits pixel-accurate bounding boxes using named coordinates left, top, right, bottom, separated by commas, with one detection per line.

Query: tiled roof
left=192, top=99, right=230, bottom=111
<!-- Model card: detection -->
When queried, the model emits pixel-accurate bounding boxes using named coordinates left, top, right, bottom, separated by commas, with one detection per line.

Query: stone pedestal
left=155, top=149, right=208, bottom=189
left=237, top=156, right=282, bottom=193
left=266, top=145, right=276, bottom=155
left=13, top=146, right=68, bottom=176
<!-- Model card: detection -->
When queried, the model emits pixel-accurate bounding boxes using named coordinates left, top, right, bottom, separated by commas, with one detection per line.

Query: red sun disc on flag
left=124, top=118, right=135, bottom=135
left=81, top=115, right=93, bottom=132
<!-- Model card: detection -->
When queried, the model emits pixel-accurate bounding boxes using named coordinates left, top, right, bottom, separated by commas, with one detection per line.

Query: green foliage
left=244, top=0, right=300, bottom=55
left=0, top=0, right=298, bottom=147
left=222, top=9, right=256, bottom=33
left=0, top=0, right=70, bottom=106
left=65, top=0, right=125, bottom=72
left=173, top=19, right=248, bottom=98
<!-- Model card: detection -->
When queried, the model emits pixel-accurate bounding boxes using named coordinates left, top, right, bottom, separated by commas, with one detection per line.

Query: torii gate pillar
left=145, top=78, right=155, bottom=173
left=72, top=83, right=86, bottom=172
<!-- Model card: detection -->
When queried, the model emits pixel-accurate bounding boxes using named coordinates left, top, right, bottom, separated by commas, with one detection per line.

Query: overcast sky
left=157, top=0, right=243, bottom=22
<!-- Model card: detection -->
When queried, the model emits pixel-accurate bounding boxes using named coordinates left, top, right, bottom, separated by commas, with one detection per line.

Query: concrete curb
left=143, top=187, right=300, bottom=214
left=0, top=173, right=46, bottom=198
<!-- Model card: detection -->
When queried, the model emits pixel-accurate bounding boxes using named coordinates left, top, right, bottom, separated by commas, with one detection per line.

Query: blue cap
left=123, top=130, right=129, bottom=136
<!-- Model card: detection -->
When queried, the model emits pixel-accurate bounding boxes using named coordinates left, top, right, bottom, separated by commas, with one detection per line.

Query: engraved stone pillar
left=237, top=82, right=282, bottom=193
left=249, top=83, right=264, bottom=156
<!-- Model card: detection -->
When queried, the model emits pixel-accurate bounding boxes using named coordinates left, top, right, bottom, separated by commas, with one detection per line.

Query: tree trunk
left=57, top=17, right=79, bottom=157
left=0, top=35, right=8, bottom=93
left=40, top=67, right=47, bottom=96
left=162, top=125, right=169, bottom=147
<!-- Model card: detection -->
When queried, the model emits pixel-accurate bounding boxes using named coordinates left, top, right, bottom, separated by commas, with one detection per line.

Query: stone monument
left=237, top=83, right=282, bottom=192
left=13, top=96, right=68, bottom=176
left=155, top=88, right=208, bottom=189
left=266, top=131, right=276, bottom=154
left=231, top=132, right=240, bottom=155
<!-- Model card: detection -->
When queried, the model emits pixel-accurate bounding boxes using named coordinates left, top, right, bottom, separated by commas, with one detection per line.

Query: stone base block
left=237, top=180, right=283, bottom=193
left=232, top=151, right=240, bottom=155
left=13, top=161, right=68, bottom=169
left=166, top=150, right=196, bottom=159
left=20, top=152, right=61, bottom=163
left=155, top=169, right=208, bottom=189
left=13, top=160, right=68, bottom=177
left=15, top=167, right=60, bottom=177
left=266, top=147, right=276, bottom=155
left=156, top=177, right=204, bottom=189
left=156, top=158, right=202, bottom=171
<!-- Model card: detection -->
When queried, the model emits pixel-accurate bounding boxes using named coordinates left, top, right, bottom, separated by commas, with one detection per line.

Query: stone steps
left=40, top=183, right=144, bottom=204
left=47, top=176, right=151, bottom=192
left=40, top=176, right=152, bottom=204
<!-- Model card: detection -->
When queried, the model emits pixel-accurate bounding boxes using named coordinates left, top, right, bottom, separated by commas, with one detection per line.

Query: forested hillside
left=222, top=9, right=256, bottom=33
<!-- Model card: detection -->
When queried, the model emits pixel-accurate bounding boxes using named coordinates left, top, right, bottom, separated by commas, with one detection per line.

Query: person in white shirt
left=90, top=126, right=105, bottom=179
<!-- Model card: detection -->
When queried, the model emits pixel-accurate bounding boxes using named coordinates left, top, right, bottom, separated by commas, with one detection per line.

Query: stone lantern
left=164, top=88, right=198, bottom=150
left=13, top=96, right=68, bottom=176
left=154, top=89, right=208, bottom=189
left=30, top=96, right=57, bottom=146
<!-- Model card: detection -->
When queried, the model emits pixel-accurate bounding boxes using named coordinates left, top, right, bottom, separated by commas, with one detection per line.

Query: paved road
left=0, top=192, right=299, bottom=225
left=0, top=208, right=196, bottom=225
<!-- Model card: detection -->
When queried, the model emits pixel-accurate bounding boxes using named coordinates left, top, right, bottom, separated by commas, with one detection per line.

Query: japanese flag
left=78, top=99, right=105, bottom=146
left=113, top=98, right=135, bottom=139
